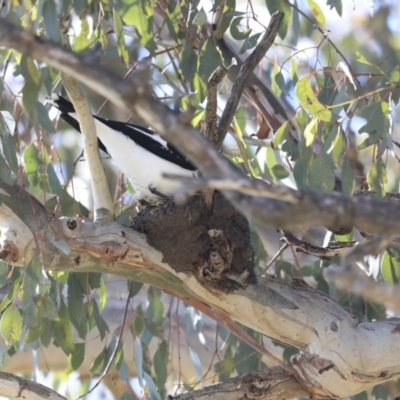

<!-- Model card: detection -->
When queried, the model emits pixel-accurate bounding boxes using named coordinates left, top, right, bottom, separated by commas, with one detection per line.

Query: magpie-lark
left=48, top=94, right=197, bottom=201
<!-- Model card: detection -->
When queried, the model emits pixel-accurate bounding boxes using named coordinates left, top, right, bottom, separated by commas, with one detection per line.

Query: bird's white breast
left=91, top=117, right=195, bottom=200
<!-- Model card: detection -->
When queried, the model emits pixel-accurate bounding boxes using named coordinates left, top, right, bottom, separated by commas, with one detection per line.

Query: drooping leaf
left=367, top=158, right=387, bottom=198
left=116, top=0, right=157, bottom=54
left=230, top=17, right=251, bottom=40
left=265, top=0, right=291, bottom=39
left=239, top=32, right=261, bottom=54
left=1, top=133, right=19, bottom=174
left=135, top=337, right=144, bottom=387
left=20, top=56, right=41, bottom=116
left=1, top=304, right=22, bottom=345
left=113, top=11, right=130, bottom=66
left=382, top=247, right=400, bottom=284
left=154, top=341, right=168, bottom=392
left=198, top=39, right=223, bottom=81
left=66, top=342, right=85, bottom=373
left=42, top=0, right=61, bottom=43
left=52, top=298, right=75, bottom=355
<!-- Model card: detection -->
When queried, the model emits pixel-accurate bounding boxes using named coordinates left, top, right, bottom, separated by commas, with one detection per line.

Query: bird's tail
left=46, top=94, right=75, bottom=113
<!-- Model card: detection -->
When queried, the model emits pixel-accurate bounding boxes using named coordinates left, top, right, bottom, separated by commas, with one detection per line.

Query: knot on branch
left=58, top=217, right=142, bottom=264
left=241, top=372, right=270, bottom=399
left=0, top=240, right=19, bottom=263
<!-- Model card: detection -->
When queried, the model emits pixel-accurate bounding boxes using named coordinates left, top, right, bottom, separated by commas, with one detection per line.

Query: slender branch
left=62, top=75, right=114, bottom=221
left=171, top=367, right=309, bottom=400
left=204, top=66, right=228, bottom=147
left=0, top=371, right=65, bottom=400
left=79, top=281, right=132, bottom=399
left=215, top=11, right=284, bottom=149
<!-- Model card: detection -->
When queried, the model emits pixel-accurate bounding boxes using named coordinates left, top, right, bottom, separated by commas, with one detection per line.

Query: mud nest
left=131, top=192, right=255, bottom=279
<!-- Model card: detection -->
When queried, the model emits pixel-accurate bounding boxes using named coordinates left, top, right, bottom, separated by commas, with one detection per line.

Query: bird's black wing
left=94, top=116, right=196, bottom=171
left=50, top=95, right=196, bottom=171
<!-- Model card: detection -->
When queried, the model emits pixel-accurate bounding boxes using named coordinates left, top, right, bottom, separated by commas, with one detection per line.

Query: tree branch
left=1, top=180, right=400, bottom=397
left=62, top=75, right=114, bottom=221
left=0, top=371, right=65, bottom=400
left=215, top=11, right=284, bottom=149
left=171, top=367, right=309, bottom=400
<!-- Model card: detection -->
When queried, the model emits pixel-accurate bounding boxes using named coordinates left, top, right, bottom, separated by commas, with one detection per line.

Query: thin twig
left=260, top=242, right=289, bottom=275
left=78, top=281, right=132, bottom=399
left=216, top=11, right=284, bottom=149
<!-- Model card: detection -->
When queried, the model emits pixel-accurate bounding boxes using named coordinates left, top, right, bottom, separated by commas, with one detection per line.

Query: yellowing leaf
left=296, top=77, right=332, bottom=122
left=304, top=117, right=318, bottom=147
left=308, top=0, right=326, bottom=25
left=1, top=305, right=22, bottom=345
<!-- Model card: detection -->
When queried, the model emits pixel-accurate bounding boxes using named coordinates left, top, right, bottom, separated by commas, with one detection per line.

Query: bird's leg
left=148, top=185, right=170, bottom=200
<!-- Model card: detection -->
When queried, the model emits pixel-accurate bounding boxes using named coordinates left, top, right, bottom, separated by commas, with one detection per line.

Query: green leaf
left=234, top=340, right=260, bottom=373
left=296, top=77, right=332, bottom=122
left=135, top=337, right=144, bottom=387
left=293, top=159, right=307, bottom=189
left=214, top=346, right=234, bottom=380
left=36, top=102, right=55, bottom=133
left=341, top=157, right=355, bottom=196
left=72, top=19, right=97, bottom=52
left=382, top=247, right=400, bottom=284
left=165, top=2, right=182, bottom=42
left=272, top=67, right=285, bottom=97
left=116, top=0, right=157, bottom=54
left=35, top=295, right=58, bottom=320
left=90, top=347, right=107, bottom=375
left=20, top=56, right=41, bottom=116
left=0, top=111, right=16, bottom=135
left=154, top=341, right=168, bottom=391
left=304, top=117, right=318, bottom=147
left=307, top=0, right=326, bottom=25
left=50, top=240, right=71, bottom=255
left=308, top=154, right=335, bottom=191
left=367, top=158, right=387, bottom=198
left=114, top=11, right=130, bottom=66
left=42, top=0, right=61, bottom=42
left=52, top=299, right=75, bottom=355
left=89, top=272, right=102, bottom=290
left=1, top=304, right=22, bottom=345
left=91, top=300, right=109, bottom=340
left=0, top=276, right=22, bottom=313
left=24, top=144, right=41, bottom=186
left=67, top=275, right=86, bottom=339
left=143, top=371, right=162, bottom=400
left=24, top=320, right=44, bottom=344
left=192, top=8, right=207, bottom=27
left=230, top=17, right=251, bottom=40
left=357, top=101, right=389, bottom=148
left=47, top=163, right=63, bottom=195
left=180, top=45, right=197, bottom=82
left=239, top=32, right=261, bottom=54
left=265, top=0, right=291, bottom=39
left=1, top=133, right=19, bottom=173
left=271, top=164, right=289, bottom=180
left=198, top=39, right=223, bottom=81
left=273, top=121, right=289, bottom=148
left=128, top=281, right=143, bottom=298
left=327, top=0, right=342, bottom=16
left=66, top=342, right=85, bottom=373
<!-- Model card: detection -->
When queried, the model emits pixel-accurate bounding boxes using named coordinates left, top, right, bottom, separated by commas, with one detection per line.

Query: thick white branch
left=62, top=75, right=114, bottom=221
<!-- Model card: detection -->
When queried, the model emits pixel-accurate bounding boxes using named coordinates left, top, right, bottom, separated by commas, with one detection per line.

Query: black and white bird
left=48, top=94, right=196, bottom=201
